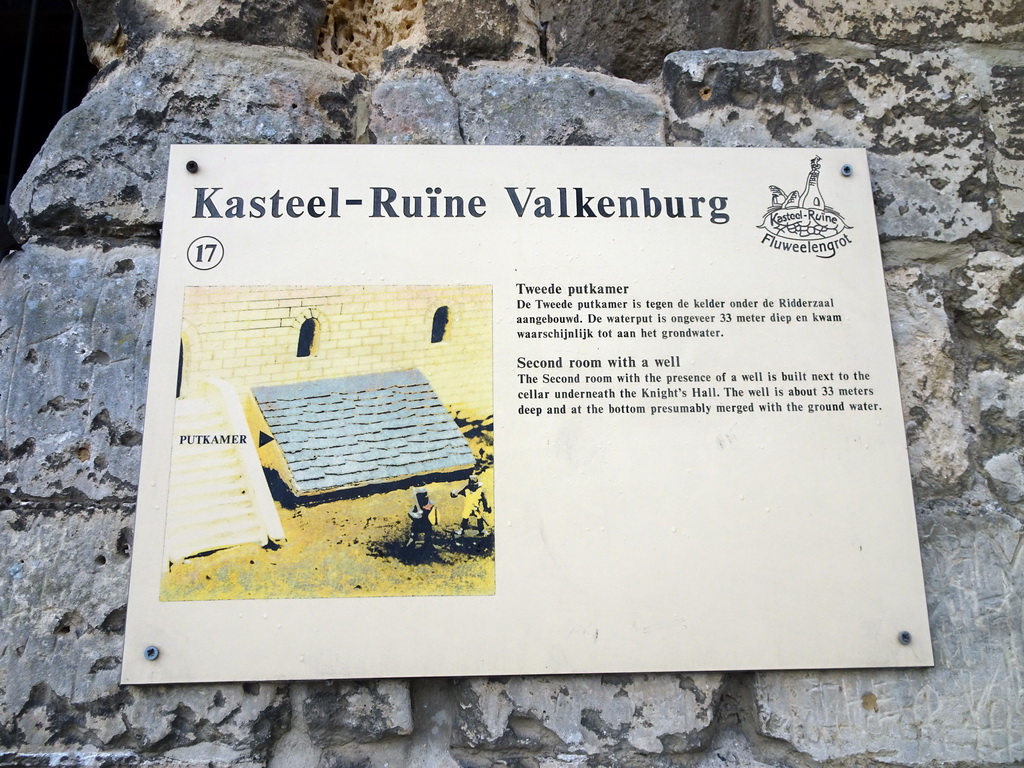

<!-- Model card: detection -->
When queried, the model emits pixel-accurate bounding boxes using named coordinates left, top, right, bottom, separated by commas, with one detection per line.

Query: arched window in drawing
left=431, top=305, right=450, bottom=343
left=297, top=316, right=319, bottom=357
left=174, top=333, right=192, bottom=399
left=177, top=327, right=195, bottom=397
left=176, top=338, right=185, bottom=398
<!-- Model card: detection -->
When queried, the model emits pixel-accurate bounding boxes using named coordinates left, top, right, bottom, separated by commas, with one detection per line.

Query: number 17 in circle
left=187, top=236, right=225, bottom=270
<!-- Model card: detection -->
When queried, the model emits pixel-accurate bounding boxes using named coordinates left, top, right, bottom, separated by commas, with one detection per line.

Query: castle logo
left=759, top=156, right=851, bottom=258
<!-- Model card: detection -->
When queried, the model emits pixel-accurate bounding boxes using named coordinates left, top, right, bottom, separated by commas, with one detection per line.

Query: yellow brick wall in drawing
left=181, top=285, right=492, bottom=421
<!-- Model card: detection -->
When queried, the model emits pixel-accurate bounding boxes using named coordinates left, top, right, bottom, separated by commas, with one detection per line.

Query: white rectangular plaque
left=123, top=145, right=933, bottom=683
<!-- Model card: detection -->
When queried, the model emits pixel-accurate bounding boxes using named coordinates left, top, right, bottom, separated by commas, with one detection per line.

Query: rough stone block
left=454, top=64, right=665, bottom=146
left=423, top=0, right=526, bottom=61
left=370, top=74, right=463, bottom=144
left=663, top=49, right=991, bottom=241
left=303, top=680, right=413, bottom=746
left=0, top=504, right=289, bottom=757
left=754, top=511, right=1024, bottom=764
left=971, top=370, right=1024, bottom=422
left=957, top=250, right=1024, bottom=502
left=969, top=367, right=1024, bottom=504
left=983, top=451, right=1024, bottom=503
left=78, top=0, right=326, bottom=67
left=452, top=674, right=723, bottom=755
left=991, top=64, right=1024, bottom=243
left=885, top=267, right=970, bottom=495
left=317, top=0, right=537, bottom=76
left=772, top=0, right=1024, bottom=45
left=9, top=38, right=368, bottom=242
left=0, top=244, right=158, bottom=500
left=538, top=0, right=763, bottom=82
left=955, top=250, right=1024, bottom=333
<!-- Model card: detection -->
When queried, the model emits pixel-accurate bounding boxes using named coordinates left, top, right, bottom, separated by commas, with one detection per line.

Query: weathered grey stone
left=9, top=37, right=368, bottom=242
left=955, top=249, right=1024, bottom=356
left=0, top=243, right=157, bottom=499
left=983, top=451, right=1024, bottom=503
left=1, top=504, right=131, bottom=747
left=77, top=0, right=327, bottom=67
left=885, top=267, right=970, bottom=495
left=0, top=504, right=289, bottom=756
left=0, top=756, right=264, bottom=767
left=452, top=674, right=723, bottom=755
left=538, top=0, right=764, bottom=82
left=956, top=251, right=1024, bottom=499
left=455, top=64, right=665, bottom=146
left=956, top=250, right=1024, bottom=328
left=971, top=370, right=1024, bottom=421
left=772, top=0, right=1024, bottom=45
left=691, top=727, right=781, bottom=768
left=995, top=296, right=1024, bottom=353
left=370, top=73, right=463, bottom=144
left=303, top=680, right=413, bottom=746
left=969, top=368, right=1024, bottom=502
left=663, top=48, right=991, bottom=241
left=755, top=511, right=1024, bottom=764
left=990, top=65, right=1024, bottom=243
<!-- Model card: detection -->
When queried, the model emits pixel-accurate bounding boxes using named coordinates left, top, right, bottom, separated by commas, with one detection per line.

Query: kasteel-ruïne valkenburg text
left=191, top=185, right=730, bottom=223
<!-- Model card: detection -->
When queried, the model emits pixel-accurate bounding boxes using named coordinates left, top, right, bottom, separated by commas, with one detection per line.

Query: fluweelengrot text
left=191, top=186, right=731, bottom=223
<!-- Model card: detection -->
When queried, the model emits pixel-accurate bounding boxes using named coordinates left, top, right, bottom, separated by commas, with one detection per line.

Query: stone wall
left=2, top=0, right=1022, bottom=765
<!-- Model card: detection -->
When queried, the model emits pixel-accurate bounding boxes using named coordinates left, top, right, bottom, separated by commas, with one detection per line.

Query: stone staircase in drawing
left=165, top=380, right=285, bottom=566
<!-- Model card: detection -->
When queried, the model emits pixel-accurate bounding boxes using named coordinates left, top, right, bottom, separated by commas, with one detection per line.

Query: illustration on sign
left=160, top=284, right=494, bottom=601
left=759, top=155, right=852, bottom=257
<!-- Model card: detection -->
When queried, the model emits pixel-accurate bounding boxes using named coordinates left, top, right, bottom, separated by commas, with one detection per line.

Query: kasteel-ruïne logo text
left=759, top=156, right=851, bottom=258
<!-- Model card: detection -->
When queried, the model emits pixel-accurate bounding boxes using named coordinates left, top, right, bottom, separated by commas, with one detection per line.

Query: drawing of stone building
left=164, top=284, right=491, bottom=560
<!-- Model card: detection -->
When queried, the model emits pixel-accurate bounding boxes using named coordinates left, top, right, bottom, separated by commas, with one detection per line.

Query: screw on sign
left=187, top=236, right=225, bottom=270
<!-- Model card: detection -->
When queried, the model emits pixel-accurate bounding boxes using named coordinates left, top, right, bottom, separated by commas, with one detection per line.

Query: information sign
left=123, top=146, right=932, bottom=683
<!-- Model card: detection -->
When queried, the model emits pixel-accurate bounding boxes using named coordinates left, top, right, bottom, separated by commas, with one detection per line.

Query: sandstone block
left=539, top=0, right=763, bottom=82
left=452, top=674, right=723, bottom=755
left=772, top=0, right=1024, bottom=45
left=755, top=511, right=1024, bottom=764
left=0, top=244, right=157, bottom=499
left=370, top=74, right=463, bottom=144
left=78, top=0, right=326, bottom=66
left=317, top=0, right=537, bottom=76
left=885, top=267, right=970, bottom=495
left=663, top=49, right=991, bottom=241
left=317, top=0, right=426, bottom=75
left=455, top=65, right=665, bottom=146
left=0, top=504, right=288, bottom=756
left=9, top=38, right=368, bottom=242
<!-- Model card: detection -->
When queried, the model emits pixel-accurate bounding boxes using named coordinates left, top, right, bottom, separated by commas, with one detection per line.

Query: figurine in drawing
left=406, top=487, right=439, bottom=555
left=451, top=474, right=492, bottom=548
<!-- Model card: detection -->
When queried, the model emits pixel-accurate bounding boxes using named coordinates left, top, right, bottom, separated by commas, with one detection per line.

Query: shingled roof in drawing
left=252, top=369, right=476, bottom=495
